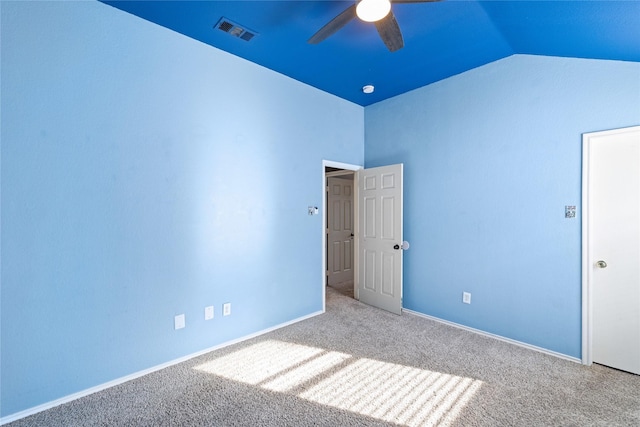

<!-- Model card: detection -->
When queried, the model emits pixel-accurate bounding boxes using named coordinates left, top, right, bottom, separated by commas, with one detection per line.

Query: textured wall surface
left=1, top=1, right=363, bottom=417
left=365, top=54, right=640, bottom=358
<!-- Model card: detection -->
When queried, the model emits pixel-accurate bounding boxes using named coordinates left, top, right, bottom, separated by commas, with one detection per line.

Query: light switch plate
left=565, top=205, right=576, bottom=218
left=174, top=314, right=185, bottom=330
left=205, top=306, right=214, bottom=320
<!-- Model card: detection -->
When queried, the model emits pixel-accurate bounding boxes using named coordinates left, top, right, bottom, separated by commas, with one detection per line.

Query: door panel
left=358, top=164, right=403, bottom=314
left=585, top=126, right=640, bottom=375
left=331, top=242, right=341, bottom=274
left=344, top=240, right=352, bottom=271
left=364, top=197, right=376, bottom=238
left=382, top=196, right=395, bottom=239
left=364, top=250, right=376, bottom=291
left=344, top=196, right=352, bottom=230
left=382, top=252, right=395, bottom=296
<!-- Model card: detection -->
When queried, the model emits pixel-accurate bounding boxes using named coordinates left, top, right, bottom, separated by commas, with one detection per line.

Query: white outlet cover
left=205, top=306, right=214, bottom=320
left=223, top=303, right=231, bottom=316
left=462, top=292, right=471, bottom=304
left=174, top=314, right=186, bottom=330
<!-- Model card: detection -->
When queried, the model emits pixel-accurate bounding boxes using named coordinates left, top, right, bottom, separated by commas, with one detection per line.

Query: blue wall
left=3, top=0, right=640, bottom=420
left=0, top=1, right=363, bottom=417
left=365, top=55, right=640, bottom=358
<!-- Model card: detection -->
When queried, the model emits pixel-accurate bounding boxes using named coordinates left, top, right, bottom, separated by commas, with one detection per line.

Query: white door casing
left=358, top=164, right=404, bottom=315
left=327, top=176, right=355, bottom=286
left=582, top=125, right=640, bottom=375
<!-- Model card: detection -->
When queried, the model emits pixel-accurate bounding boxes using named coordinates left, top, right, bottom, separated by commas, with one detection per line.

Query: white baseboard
left=402, top=308, right=581, bottom=364
left=0, top=310, right=323, bottom=425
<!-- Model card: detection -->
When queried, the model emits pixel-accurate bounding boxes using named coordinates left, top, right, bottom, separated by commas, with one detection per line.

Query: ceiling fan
left=308, top=0, right=441, bottom=52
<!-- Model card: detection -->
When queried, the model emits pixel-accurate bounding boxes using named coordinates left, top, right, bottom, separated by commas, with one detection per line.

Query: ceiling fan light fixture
left=356, top=0, right=391, bottom=23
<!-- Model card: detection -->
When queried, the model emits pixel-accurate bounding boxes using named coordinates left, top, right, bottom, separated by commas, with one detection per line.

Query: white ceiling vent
left=215, top=17, right=258, bottom=42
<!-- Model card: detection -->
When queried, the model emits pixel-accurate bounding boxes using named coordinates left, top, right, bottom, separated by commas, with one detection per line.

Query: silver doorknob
left=596, top=260, right=607, bottom=268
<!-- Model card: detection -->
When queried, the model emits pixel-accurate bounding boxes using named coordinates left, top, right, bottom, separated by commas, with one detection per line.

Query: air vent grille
left=215, top=17, right=258, bottom=42
left=240, top=32, right=255, bottom=42
left=218, top=21, right=233, bottom=33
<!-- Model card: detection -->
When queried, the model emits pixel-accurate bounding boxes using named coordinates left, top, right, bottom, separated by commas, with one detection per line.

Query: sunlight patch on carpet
left=299, top=356, right=482, bottom=426
left=195, top=340, right=329, bottom=385
left=194, top=340, right=482, bottom=426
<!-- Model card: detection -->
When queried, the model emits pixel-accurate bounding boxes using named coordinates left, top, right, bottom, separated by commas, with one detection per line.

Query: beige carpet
left=328, top=280, right=354, bottom=298
left=8, top=287, right=640, bottom=426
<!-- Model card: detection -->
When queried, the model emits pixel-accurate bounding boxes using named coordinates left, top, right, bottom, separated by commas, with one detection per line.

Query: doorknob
left=596, top=260, right=607, bottom=268
left=393, top=242, right=410, bottom=250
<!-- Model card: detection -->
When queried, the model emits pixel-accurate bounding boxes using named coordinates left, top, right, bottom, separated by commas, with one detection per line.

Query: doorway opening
left=321, top=160, right=405, bottom=315
left=326, top=168, right=355, bottom=298
left=322, top=161, right=361, bottom=311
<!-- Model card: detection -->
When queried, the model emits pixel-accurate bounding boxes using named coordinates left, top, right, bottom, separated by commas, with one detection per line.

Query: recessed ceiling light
left=362, top=85, right=375, bottom=94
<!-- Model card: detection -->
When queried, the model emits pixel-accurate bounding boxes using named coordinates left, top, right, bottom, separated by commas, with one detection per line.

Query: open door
left=357, top=164, right=404, bottom=314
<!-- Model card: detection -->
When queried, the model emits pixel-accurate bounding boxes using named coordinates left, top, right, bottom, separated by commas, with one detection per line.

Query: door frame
left=581, top=125, right=640, bottom=366
left=322, top=160, right=362, bottom=312
left=582, top=129, right=595, bottom=366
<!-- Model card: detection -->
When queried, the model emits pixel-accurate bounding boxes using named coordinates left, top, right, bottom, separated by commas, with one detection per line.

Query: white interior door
left=327, top=176, right=354, bottom=286
left=584, top=125, right=640, bottom=375
left=357, top=164, right=403, bottom=315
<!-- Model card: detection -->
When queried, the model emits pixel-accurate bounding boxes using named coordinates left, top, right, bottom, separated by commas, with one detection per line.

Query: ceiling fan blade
left=308, top=4, right=357, bottom=44
left=375, top=11, right=404, bottom=52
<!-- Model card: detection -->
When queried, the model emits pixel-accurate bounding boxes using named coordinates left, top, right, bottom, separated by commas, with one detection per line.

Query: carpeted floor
left=8, top=287, right=640, bottom=426
left=328, top=280, right=354, bottom=298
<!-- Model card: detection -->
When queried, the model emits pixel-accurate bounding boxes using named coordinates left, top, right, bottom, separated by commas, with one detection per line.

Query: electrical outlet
left=223, top=302, right=231, bottom=316
left=462, top=292, right=471, bottom=304
left=205, top=306, right=214, bottom=320
left=174, top=314, right=186, bottom=330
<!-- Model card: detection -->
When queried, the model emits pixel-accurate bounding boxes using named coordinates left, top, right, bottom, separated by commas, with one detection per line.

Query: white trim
left=322, top=160, right=362, bottom=311
left=323, top=160, right=362, bottom=172
left=0, top=310, right=322, bottom=426
left=402, top=308, right=582, bottom=364
left=326, top=170, right=355, bottom=178
left=581, top=131, right=593, bottom=366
